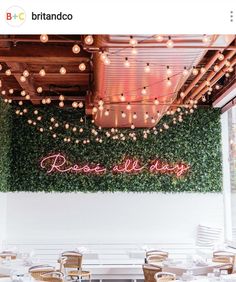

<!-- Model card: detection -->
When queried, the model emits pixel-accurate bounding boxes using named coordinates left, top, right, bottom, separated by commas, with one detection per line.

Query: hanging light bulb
left=72, top=101, right=78, bottom=108
left=154, top=98, right=159, bottom=105
left=98, top=99, right=104, bottom=106
left=129, top=36, right=137, bottom=46
left=120, top=93, right=126, bottom=101
left=145, top=112, right=149, bottom=119
left=131, top=47, right=137, bottom=55
left=166, top=66, right=172, bottom=76
left=133, top=112, right=137, bottom=119
left=39, top=68, right=46, bottom=77
left=155, top=35, right=164, bottom=42
left=5, top=69, right=11, bottom=76
left=60, top=66, right=67, bottom=75
left=180, top=92, right=185, bottom=98
left=228, top=66, right=234, bottom=72
left=40, top=34, right=48, bottom=43
left=21, top=90, right=26, bottom=96
left=84, top=35, right=94, bottom=45
left=105, top=109, right=110, bottom=116
left=59, top=95, right=64, bottom=101
left=202, top=34, right=210, bottom=44
left=200, top=67, right=206, bottom=74
left=9, top=89, right=14, bottom=94
left=166, top=77, right=172, bottom=86
left=104, top=56, right=111, bottom=65
left=59, top=101, right=64, bottom=107
left=218, top=52, right=224, bottom=61
left=192, top=67, right=199, bottom=76
left=37, top=87, right=43, bottom=93
left=144, top=63, right=150, bottom=73
left=141, top=87, right=147, bottom=95
left=151, top=117, right=156, bottom=124
left=78, top=101, right=83, bottom=108
left=214, top=64, right=220, bottom=72
left=46, top=97, right=51, bottom=104
left=166, top=36, right=174, bottom=48
left=225, top=60, right=231, bottom=67
left=225, top=72, right=230, bottom=78
left=126, top=102, right=131, bottom=110
left=131, top=123, right=135, bottom=129
left=79, top=63, right=86, bottom=71
left=183, top=67, right=189, bottom=76
left=124, top=57, right=130, bottom=68
left=92, top=106, right=98, bottom=113
left=202, top=96, right=206, bottom=102
left=121, top=111, right=126, bottom=118
left=23, top=70, right=29, bottom=77
left=72, top=44, right=80, bottom=54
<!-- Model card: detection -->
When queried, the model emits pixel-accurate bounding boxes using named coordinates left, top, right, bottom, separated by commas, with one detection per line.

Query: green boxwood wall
left=0, top=105, right=222, bottom=193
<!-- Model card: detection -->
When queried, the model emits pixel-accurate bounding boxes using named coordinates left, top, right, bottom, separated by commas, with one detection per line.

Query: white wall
left=4, top=192, right=224, bottom=244
left=0, top=193, right=7, bottom=248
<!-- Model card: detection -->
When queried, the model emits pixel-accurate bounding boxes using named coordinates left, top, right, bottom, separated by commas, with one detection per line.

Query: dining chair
left=59, top=251, right=91, bottom=281
left=146, top=250, right=169, bottom=259
left=0, top=251, right=17, bottom=260
left=143, top=264, right=162, bottom=282
left=29, top=265, right=55, bottom=280
left=212, top=251, right=235, bottom=274
left=41, top=271, right=64, bottom=282
left=145, top=250, right=168, bottom=264
left=155, top=272, right=176, bottom=282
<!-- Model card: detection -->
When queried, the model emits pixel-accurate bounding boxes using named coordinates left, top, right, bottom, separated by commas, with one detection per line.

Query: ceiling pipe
left=184, top=50, right=236, bottom=102
left=195, top=57, right=236, bottom=101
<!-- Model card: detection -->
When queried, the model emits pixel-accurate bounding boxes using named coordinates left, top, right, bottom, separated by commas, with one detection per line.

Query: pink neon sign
left=40, top=153, right=190, bottom=177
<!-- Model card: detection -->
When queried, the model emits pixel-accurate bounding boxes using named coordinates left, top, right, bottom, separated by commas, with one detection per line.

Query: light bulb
left=9, top=89, right=14, bottom=94
left=20, top=75, right=26, bottom=82
left=100, top=51, right=107, bottom=61
left=225, top=60, right=231, bottom=67
left=46, top=98, right=51, bottom=104
left=214, top=64, right=220, bottom=72
left=183, top=67, right=189, bottom=76
left=155, top=35, right=164, bottom=42
left=167, top=78, right=172, bottom=86
left=72, top=101, right=78, bottom=108
left=92, top=106, right=98, bottom=113
left=0, top=64, right=2, bottom=71
left=202, top=96, right=206, bottom=102
left=154, top=98, right=159, bottom=105
left=145, top=112, right=149, bottom=119
left=166, top=66, right=172, bottom=76
left=59, top=95, right=64, bottom=101
left=37, top=87, right=43, bottom=93
left=131, top=123, right=135, bottom=129
left=126, top=103, right=131, bottom=110
left=72, top=44, right=80, bottom=54
left=202, top=34, right=210, bottom=44
left=23, top=70, right=29, bottom=77
left=133, top=112, right=137, bottom=119
left=39, top=68, right=46, bottom=76
left=5, top=69, right=11, bottom=76
left=78, top=101, right=83, bottom=108
left=60, top=66, right=66, bottom=75
left=40, top=34, right=48, bottom=43
left=39, top=128, right=44, bottom=133
left=225, top=73, right=230, bottom=77
left=129, top=36, right=137, bottom=46
left=218, top=53, right=224, bottom=61
left=59, top=101, right=64, bottom=107
left=21, top=90, right=26, bottom=96
left=215, top=84, right=220, bottom=90
left=19, top=101, right=23, bottom=106
left=180, top=92, right=185, bottom=98
left=120, top=93, right=126, bottom=101
left=144, top=63, right=150, bottom=73
left=104, top=57, right=111, bottom=65
left=192, top=67, right=198, bottom=76
left=131, top=47, right=137, bottom=55
left=151, top=117, right=156, bottom=124
left=166, top=36, right=174, bottom=48
left=98, top=99, right=104, bottom=106
left=53, top=134, right=57, bottom=138
left=121, top=111, right=126, bottom=118
left=228, top=66, right=234, bottom=72
left=105, top=109, right=110, bottom=116
left=84, top=35, right=94, bottom=45
left=124, top=57, right=130, bottom=68
left=79, top=63, right=86, bottom=71
left=99, top=105, right=104, bottom=111
left=141, top=87, right=147, bottom=95
left=65, top=124, right=69, bottom=129
left=25, top=94, right=30, bottom=100
left=200, top=67, right=206, bottom=74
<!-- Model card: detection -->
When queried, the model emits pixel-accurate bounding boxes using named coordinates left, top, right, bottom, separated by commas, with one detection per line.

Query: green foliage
left=0, top=102, right=223, bottom=192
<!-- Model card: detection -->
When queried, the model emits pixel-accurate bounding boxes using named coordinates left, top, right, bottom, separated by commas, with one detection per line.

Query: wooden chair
left=146, top=250, right=169, bottom=259
left=213, top=251, right=235, bottom=274
left=0, top=251, right=17, bottom=260
left=155, top=272, right=176, bottom=282
left=41, top=271, right=64, bottom=282
left=29, top=265, right=55, bottom=280
left=143, top=264, right=162, bottom=282
left=60, top=251, right=91, bottom=281
left=145, top=250, right=168, bottom=264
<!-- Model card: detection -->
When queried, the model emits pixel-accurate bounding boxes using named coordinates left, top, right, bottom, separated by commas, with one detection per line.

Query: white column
left=221, top=112, right=232, bottom=242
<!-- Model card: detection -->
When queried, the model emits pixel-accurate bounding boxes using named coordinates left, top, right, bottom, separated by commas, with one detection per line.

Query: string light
left=218, top=52, right=224, bottom=61
left=23, top=70, right=30, bottom=77
left=202, top=34, right=210, bottom=44
left=124, top=57, right=130, bottom=67
left=120, top=93, right=126, bottom=102
left=155, top=35, right=164, bottom=42
left=39, top=68, right=46, bottom=77
left=98, top=99, right=104, bottom=106
left=133, top=112, right=137, bottom=119
left=59, top=101, right=64, bottom=107
left=20, top=75, right=26, bottom=82
left=131, top=47, right=137, bottom=55
left=141, top=87, right=147, bottom=95
left=200, top=67, right=206, bottom=74
left=154, top=98, right=159, bottom=105
left=25, top=94, right=30, bottom=100
left=225, top=60, right=231, bottom=67
left=121, top=111, right=126, bottom=118
left=228, top=66, right=234, bottom=72
left=104, top=56, right=111, bottom=65
left=59, top=95, right=65, bottom=101
left=78, top=101, right=83, bottom=108
left=72, top=44, right=81, bottom=54
left=166, top=66, right=172, bottom=76
left=183, top=67, right=189, bottom=76
left=40, top=34, right=48, bottom=43
left=60, top=66, right=67, bottom=75
left=21, top=90, right=26, bottom=96
left=144, top=63, right=150, bottom=73
left=79, top=63, right=86, bottom=71
left=126, top=103, right=131, bottom=110
left=180, top=92, right=185, bottom=98
left=37, top=87, right=43, bottom=94
left=192, top=67, right=198, bottom=76
left=84, top=35, right=94, bottom=45
left=131, top=123, right=135, bottom=129
left=151, top=117, right=156, bottom=124
left=202, top=96, right=206, bottom=102
left=72, top=101, right=78, bottom=108
left=9, top=89, right=14, bottom=94
left=145, top=112, right=149, bottom=119
left=105, top=109, right=110, bottom=116
left=166, top=77, right=172, bottom=86
left=92, top=106, right=98, bottom=113
left=5, top=69, right=11, bottom=76
left=129, top=36, right=137, bottom=46
left=166, top=36, right=174, bottom=48
left=214, top=64, right=220, bottom=72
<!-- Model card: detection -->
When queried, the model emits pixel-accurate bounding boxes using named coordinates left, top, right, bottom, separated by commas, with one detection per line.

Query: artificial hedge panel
left=5, top=106, right=222, bottom=193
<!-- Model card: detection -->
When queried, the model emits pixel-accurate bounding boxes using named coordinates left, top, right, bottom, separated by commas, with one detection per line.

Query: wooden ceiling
left=0, top=34, right=236, bottom=128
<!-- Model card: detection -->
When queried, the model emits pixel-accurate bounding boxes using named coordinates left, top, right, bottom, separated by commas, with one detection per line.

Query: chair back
left=147, top=255, right=167, bottom=264
left=29, top=265, right=55, bottom=280
left=61, top=251, right=83, bottom=269
left=146, top=250, right=168, bottom=259
left=143, top=264, right=162, bottom=282
left=155, top=272, right=176, bottom=282
left=41, top=271, right=64, bottom=282
left=0, top=251, right=17, bottom=260
left=213, top=251, right=235, bottom=264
